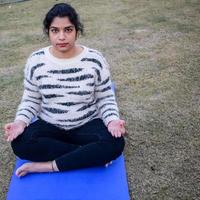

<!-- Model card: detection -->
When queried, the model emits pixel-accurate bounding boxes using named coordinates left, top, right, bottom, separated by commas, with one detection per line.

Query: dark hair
left=43, top=3, right=84, bottom=36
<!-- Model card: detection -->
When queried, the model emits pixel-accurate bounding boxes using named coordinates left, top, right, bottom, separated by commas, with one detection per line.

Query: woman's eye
left=65, top=28, right=73, bottom=33
left=51, top=29, right=58, bottom=33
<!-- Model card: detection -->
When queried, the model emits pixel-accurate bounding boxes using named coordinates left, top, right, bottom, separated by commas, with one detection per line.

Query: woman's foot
left=16, top=161, right=58, bottom=177
left=16, top=160, right=112, bottom=177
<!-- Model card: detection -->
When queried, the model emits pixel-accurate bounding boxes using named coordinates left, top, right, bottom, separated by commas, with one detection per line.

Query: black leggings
left=11, top=118, right=125, bottom=171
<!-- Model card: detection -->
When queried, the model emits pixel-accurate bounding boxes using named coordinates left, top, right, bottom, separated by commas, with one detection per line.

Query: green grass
left=0, top=0, right=200, bottom=199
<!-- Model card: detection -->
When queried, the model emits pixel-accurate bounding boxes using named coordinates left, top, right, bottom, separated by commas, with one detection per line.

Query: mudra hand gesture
left=107, top=120, right=126, bottom=138
left=4, top=120, right=26, bottom=142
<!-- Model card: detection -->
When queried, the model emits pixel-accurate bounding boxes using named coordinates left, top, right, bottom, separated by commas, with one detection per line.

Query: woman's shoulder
left=86, top=47, right=104, bottom=58
left=81, top=46, right=109, bottom=70
left=29, top=46, right=49, bottom=58
left=26, top=46, right=49, bottom=64
left=84, top=46, right=108, bottom=67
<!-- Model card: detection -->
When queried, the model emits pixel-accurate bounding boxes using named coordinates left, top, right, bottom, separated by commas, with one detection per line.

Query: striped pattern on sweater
left=15, top=46, right=119, bottom=130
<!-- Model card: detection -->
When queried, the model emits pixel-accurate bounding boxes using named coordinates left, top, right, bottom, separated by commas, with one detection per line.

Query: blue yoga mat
left=7, top=155, right=130, bottom=200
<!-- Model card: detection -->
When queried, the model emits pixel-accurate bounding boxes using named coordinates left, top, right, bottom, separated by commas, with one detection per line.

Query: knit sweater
left=15, top=46, right=120, bottom=130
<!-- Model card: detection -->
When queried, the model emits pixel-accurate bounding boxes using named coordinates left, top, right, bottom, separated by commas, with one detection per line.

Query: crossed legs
left=11, top=118, right=125, bottom=177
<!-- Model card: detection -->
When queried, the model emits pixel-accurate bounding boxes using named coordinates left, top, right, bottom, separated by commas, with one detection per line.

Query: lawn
left=0, top=0, right=200, bottom=199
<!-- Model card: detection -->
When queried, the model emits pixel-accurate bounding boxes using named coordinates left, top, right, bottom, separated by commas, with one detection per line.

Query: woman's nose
left=58, top=31, right=65, bottom=40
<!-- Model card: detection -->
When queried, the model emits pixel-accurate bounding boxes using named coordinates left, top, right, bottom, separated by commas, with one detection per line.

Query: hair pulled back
left=43, top=3, right=84, bottom=36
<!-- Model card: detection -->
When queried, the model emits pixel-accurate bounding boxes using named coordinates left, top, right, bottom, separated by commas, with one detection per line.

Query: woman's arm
left=15, top=56, right=42, bottom=126
left=94, top=54, right=126, bottom=137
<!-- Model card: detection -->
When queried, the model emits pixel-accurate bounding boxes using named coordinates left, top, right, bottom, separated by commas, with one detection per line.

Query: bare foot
left=16, top=161, right=58, bottom=177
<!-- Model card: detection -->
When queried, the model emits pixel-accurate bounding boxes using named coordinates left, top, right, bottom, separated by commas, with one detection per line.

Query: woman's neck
left=50, top=45, right=83, bottom=59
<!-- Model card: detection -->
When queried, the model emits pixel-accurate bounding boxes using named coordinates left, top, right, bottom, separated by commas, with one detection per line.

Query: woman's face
left=48, top=16, right=77, bottom=56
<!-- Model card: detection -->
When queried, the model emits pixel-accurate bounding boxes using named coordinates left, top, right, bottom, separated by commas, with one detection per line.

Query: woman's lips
left=57, top=43, right=68, bottom=47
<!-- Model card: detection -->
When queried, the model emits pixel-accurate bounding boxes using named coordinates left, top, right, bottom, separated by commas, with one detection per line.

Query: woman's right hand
left=4, top=120, right=27, bottom=142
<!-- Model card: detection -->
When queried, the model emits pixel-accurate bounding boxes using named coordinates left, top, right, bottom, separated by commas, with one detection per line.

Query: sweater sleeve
left=15, top=56, right=42, bottom=125
left=95, top=55, right=120, bottom=126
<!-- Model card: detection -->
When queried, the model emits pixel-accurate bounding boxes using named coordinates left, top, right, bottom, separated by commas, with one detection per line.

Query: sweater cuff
left=103, top=115, right=120, bottom=127
left=15, top=116, right=31, bottom=127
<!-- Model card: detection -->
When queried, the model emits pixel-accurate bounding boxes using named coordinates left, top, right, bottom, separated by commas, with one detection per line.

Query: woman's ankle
left=52, top=160, right=59, bottom=172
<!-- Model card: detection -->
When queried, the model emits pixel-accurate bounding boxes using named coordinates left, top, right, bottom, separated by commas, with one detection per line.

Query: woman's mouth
left=57, top=43, right=68, bottom=47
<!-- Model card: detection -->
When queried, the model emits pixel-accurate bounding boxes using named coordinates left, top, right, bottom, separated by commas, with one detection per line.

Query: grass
left=0, top=0, right=200, bottom=199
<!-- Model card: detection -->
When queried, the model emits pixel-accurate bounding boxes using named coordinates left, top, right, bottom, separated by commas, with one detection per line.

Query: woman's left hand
left=107, top=120, right=126, bottom=138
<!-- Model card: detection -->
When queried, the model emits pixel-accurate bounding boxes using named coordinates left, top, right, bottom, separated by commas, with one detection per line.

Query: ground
left=0, top=0, right=199, bottom=199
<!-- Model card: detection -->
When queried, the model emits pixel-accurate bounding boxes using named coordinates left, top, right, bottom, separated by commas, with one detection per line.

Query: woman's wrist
left=14, top=120, right=27, bottom=128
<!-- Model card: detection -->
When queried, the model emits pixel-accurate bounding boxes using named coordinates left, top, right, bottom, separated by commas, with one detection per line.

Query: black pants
left=11, top=118, right=125, bottom=171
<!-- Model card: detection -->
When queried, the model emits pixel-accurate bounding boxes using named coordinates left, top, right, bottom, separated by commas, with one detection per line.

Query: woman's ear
left=75, top=32, right=79, bottom=40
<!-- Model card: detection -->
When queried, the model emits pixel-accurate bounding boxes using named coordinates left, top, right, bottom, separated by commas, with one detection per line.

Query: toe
left=15, top=163, right=29, bottom=177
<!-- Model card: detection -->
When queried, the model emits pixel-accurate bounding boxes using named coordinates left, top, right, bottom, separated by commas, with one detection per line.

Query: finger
left=13, top=133, right=18, bottom=140
left=5, top=128, right=13, bottom=136
left=16, top=168, right=26, bottom=177
left=110, top=129, right=115, bottom=137
left=7, top=134, right=15, bottom=142
left=116, top=130, right=122, bottom=138
left=4, top=129, right=11, bottom=136
left=109, top=128, right=115, bottom=137
left=108, top=127, right=115, bottom=135
left=4, top=134, right=8, bottom=141
left=7, top=136, right=12, bottom=142
left=114, top=130, right=118, bottom=138
left=121, top=127, right=126, bottom=135
left=120, top=120, right=125, bottom=127
left=120, top=124, right=125, bottom=131
left=4, top=130, right=9, bottom=136
left=4, top=133, right=9, bottom=140
left=7, top=135, right=14, bottom=142
left=4, top=124, right=11, bottom=131
left=11, top=132, right=18, bottom=141
left=112, top=129, right=120, bottom=138
left=113, top=130, right=119, bottom=138
left=108, top=127, right=113, bottom=134
left=5, top=133, right=14, bottom=142
left=4, top=124, right=8, bottom=130
left=17, top=170, right=26, bottom=178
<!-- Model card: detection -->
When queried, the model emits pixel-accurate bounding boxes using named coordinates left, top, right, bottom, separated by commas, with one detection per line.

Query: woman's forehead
left=50, top=16, right=73, bottom=27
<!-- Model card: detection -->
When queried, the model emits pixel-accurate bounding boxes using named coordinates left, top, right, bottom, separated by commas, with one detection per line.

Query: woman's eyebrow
left=50, top=25, right=74, bottom=29
left=65, top=25, right=75, bottom=28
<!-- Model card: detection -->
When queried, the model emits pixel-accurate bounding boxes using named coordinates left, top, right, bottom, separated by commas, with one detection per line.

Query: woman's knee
left=11, top=139, right=21, bottom=157
left=11, top=138, right=28, bottom=159
left=112, top=136, right=125, bottom=157
left=104, top=136, right=125, bottom=160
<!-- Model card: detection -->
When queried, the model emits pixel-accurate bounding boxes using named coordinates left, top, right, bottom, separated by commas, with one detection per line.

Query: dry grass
left=0, top=0, right=200, bottom=199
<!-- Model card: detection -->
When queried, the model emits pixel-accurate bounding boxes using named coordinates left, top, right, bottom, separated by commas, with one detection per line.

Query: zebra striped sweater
left=15, top=45, right=120, bottom=130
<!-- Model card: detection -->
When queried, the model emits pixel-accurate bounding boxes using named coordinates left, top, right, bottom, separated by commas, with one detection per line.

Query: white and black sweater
left=15, top=46, right=120, bottom=130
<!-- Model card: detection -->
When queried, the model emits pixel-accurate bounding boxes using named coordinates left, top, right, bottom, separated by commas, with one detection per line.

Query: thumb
left=119, top=120, right=125, bottom=127
left=4, top=124, right=11, bottom=131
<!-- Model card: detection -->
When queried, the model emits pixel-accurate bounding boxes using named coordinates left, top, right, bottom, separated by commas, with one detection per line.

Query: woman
left=4, top=3, right=126, bottom=177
